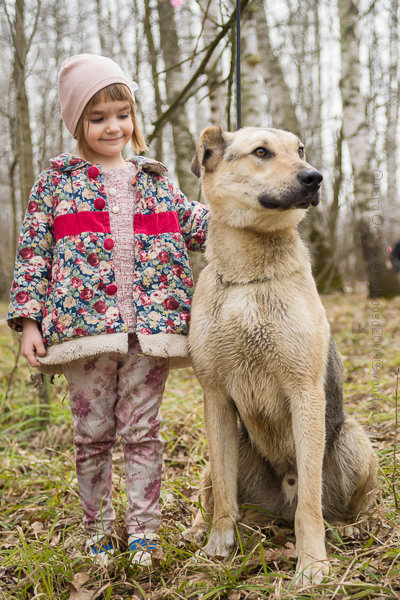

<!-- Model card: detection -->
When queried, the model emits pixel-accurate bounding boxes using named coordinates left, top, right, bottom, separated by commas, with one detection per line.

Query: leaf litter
left=0, top=294, right=400, bottom=598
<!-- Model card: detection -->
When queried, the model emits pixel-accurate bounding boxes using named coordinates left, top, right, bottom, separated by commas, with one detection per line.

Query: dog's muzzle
left=296, top=168, right=323, bottom=207
left=258, top=168, right=323, bottom=211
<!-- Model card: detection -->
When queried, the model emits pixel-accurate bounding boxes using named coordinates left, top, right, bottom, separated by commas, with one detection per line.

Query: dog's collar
left=214, top=271, right=272, bottom=289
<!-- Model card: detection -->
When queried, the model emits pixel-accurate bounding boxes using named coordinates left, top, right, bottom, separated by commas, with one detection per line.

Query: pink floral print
left=7, top=153, right=208, bottom=359
left=63, top=334, right=169, bottom=536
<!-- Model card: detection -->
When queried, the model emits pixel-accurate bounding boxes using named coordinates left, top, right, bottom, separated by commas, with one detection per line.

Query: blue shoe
left=86, top=535, right=115, bottom=566
left=128, top=533, right=159, bottom=566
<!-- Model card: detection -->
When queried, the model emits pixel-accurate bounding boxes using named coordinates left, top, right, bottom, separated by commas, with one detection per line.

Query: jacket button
left=88, top=166, right=100, bottom=179
left=94, top=197, right=106, bottom=210
left=106, top=284, right=118, bottom=295
left=103, top=238, right=114, bottom=250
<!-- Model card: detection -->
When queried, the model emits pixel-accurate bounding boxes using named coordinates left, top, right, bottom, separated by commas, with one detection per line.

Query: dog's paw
left=182, top=524, right=208, bottom=547
left=202, top=525, right=235, bottom=561
left=293, top=558, right=330, bottom=588
left=338, top=524, right=368, bottom=541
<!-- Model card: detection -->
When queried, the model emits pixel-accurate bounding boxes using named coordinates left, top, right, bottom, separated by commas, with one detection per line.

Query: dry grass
left=0, top=293, right=399, bottom=599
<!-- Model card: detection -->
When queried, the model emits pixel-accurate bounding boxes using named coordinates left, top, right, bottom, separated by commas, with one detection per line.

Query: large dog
left=184, top=126, right=378, bottom=586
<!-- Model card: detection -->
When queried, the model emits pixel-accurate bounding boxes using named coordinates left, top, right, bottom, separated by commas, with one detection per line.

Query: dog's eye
left=298, top=147, right=305, bottom=159
left=254, top=147, right=268, bottom=157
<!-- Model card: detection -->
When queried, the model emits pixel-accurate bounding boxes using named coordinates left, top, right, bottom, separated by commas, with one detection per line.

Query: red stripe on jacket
left=134, top=212, right=181, bottom=235
left=54, top=210, right=181, bottom=240
left=54, top=211, right=111, bottom=240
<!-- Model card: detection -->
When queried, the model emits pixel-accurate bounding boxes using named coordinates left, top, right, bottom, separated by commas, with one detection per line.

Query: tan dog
left=185, top=126, right=378, bottom=586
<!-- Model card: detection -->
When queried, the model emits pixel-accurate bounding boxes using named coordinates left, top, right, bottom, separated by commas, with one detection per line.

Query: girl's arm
left=8, top=171, right=55, bottom=333
left=21, top=318, right=46, bottom=367
left=170, top=182, right=209, bottom=252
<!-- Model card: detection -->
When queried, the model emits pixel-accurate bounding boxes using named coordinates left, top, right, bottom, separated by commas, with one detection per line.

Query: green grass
left=0, top=294, right=399, bottom=599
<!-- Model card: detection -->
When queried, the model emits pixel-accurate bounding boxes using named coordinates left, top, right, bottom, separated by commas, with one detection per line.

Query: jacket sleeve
left=7, top=171, right=55, bottom=332
left=170, top=182, right=209, bottom=252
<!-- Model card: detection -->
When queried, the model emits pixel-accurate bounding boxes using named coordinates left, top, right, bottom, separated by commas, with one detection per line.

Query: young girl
left=8, top=54, right=208, bottom=566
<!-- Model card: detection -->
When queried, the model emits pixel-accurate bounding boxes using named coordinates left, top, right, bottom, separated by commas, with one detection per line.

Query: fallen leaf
left=67, top=588, right=94, bottom=600
left=270, top=532, right=287, bottom=547
left=262, top=548, right=280, bottom=563
left=68, top=573, right=90, bottom=588
left=150, top=547, right=165, bottom=568
left=30, top=521, right=45, bottom=535
left=281, top=547, right=297, bottom=560
left=66, top=573, right=94, bottom=600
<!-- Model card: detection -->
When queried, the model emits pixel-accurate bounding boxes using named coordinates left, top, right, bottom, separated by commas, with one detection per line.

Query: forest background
left=0, top=1, right=399, bottom=599
left=1, top=0, right=400, bottom=297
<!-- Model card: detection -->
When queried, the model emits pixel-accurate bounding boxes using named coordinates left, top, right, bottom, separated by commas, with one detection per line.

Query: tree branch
left=147, top=0, right=250, bottom=144
left=26, top=0, right=41, bottom=55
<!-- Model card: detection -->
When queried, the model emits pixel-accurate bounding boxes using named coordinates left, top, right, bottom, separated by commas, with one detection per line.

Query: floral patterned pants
left=63, top=335, right=169, bottom=536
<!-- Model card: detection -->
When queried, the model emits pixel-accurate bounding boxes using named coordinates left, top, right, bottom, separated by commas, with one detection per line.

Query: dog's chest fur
left=189, top=266, right=330, bottom=473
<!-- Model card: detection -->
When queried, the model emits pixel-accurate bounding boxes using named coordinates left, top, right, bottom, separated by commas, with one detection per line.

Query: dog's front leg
left=290, top=385, right=329, bottom=587
left=202, top=387, right=239, bottom=560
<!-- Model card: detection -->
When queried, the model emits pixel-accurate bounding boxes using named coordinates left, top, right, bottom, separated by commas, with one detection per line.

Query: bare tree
left=255, top=0, right=300, bottom=134
left=240, top=1, right=263, bottom=126
left=143, top=0, right=164, bottom=161
left=95, top=0, right=115, bottom=56
left=157, top=0, right=198, bottom=199
left=198, top=0, right=227, bottom=126
left=4, top=0, right=39, bottom=211
left=338, top=0, right=400, bottom=297
left=384, top=0, right=399, bottom=241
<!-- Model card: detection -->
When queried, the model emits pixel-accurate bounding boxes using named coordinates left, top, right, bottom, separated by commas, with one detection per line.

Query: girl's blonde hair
left=75, top=83, right=148, bottom=158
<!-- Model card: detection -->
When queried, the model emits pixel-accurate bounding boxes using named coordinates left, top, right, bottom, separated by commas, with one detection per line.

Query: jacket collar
left=49, top=153, right=168, bottom=175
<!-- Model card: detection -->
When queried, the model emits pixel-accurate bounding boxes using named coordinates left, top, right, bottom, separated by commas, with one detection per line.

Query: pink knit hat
left=58, top=54, right=139, bottom=136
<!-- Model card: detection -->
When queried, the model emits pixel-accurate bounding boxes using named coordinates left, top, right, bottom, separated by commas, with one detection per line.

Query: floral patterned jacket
left=8, top=153, right=208, bottom=371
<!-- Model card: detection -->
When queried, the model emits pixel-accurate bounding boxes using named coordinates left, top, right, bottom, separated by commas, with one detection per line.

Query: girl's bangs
left=95, top=84, right=135, bottom=104
left=87, top=83, right=135, bottom=109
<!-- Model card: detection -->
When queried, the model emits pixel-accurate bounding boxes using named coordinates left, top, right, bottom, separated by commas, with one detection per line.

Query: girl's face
left=84, top=99, right=134, bottom=168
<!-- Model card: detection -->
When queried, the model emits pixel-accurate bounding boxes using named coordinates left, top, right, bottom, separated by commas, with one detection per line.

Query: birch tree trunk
left=384, top=0, right=399, bottom=241
left=199, top=0, right=226, bottom=126
left=144, top=0, right=163, bottom=161
left=240, top=1, right=263, bottom=127
left=11, top=0, right=35, bottom=211
left=156, top=0, right=197, bottom=199
left=95, top=0, right=115, bottom=57
left=7, top=0, right=51, bottom=422
left=338, top=0, right=400, bottom=297
left=254, top=0, right=342, bottom=290
left=254, top=0, right=299, bottom=134
left=304, top=0, right=342, bottom=292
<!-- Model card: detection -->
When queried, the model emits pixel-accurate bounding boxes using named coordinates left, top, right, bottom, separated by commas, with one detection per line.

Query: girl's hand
left=21, top=318, right=46, bottom=367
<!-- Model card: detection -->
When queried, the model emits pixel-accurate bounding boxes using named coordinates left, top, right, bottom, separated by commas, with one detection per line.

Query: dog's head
left=192, top=126, right=323, bottom=231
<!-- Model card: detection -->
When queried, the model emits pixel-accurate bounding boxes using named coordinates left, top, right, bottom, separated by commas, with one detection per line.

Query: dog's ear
left=191, top=126, right=226, bottom=178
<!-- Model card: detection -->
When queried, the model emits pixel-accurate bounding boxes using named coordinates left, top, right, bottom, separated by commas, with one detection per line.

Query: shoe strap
left=129, top=538, right=157, bottom=552
left=90, top=541, right=114, bottom=554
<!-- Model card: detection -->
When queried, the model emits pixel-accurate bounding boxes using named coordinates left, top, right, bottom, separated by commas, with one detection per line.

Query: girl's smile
left=84, top=99, right=134, bottom=169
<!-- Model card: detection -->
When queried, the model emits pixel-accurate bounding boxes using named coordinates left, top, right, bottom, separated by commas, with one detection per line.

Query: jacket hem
left=38, top=332, right=129, bottom=370
left=137, top=332, right=191, bottom=369
left=137, top=332, right=188, bottom=357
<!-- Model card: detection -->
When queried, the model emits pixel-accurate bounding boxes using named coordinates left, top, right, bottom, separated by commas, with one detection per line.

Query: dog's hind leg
left=322, top=417, right=378, bottom=523
left=236, top=424, right=298, bottom=523
left=184, top=424, right=295, bottom=547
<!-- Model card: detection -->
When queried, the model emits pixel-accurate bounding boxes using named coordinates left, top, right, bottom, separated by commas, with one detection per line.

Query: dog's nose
left=297, top=168, right=323, bottom=189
